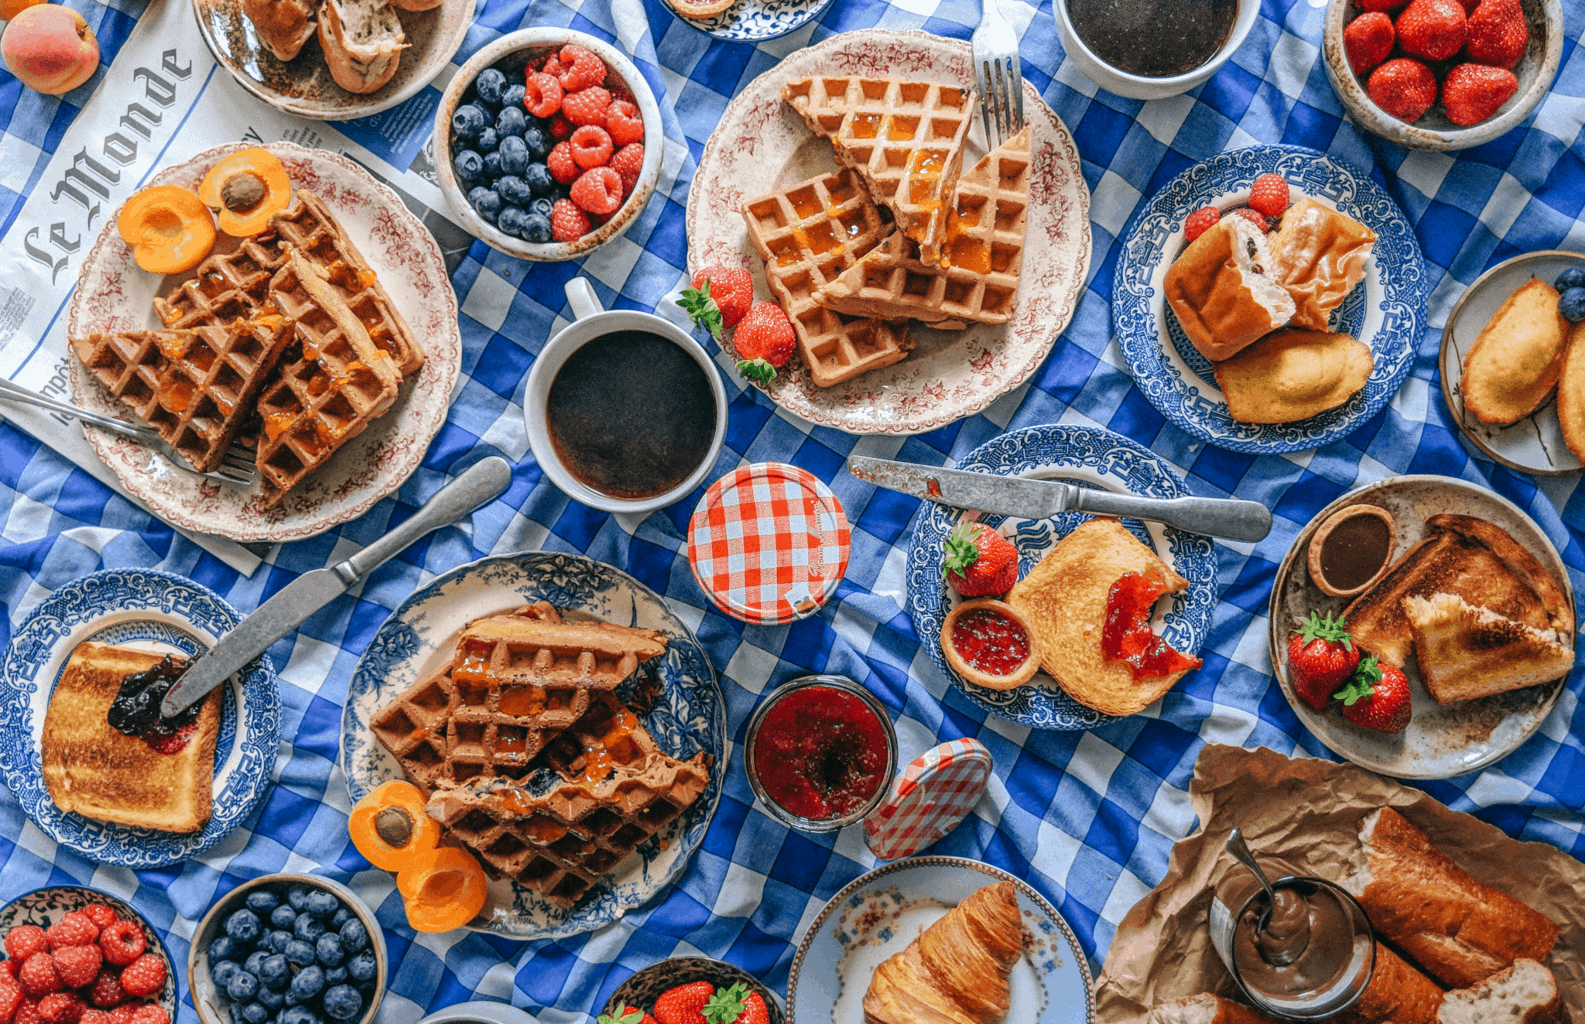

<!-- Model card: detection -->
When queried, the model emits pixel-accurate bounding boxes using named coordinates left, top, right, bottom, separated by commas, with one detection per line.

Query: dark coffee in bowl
left=1065, top=0, right=1237, bottom=78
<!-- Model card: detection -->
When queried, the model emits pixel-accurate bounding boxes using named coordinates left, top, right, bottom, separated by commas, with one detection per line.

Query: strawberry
left=702, top=984, right=769, bottom=1024
left=1367, top=58, right=1439, bottom=122
left=1464, top=0, right=1527, bottom=69
left=1344, top=12, right=1396, bottom=74
left=523, top=72, right=562, bottom=118
left=569, top=167, right=623, bottom=215
left=1287, top=611, right=1359, bottom=711
left=569, top=125, right=614, bottom=169
left=5, top=931, right=46, bottom=966
left=731, top=302, right=795, bottom=384
left=610, top=143, right=644, bottom=195
left=597, top=1009, right=658, bottom=1024
left=1335, top=656, right=1412, bottom=733
left=1229, top=207, right=1269, bottom=231
left=1358, top=0, right=1408, bottom=9
left=654, top=982, right=715, bottom=1024
left=1247, top=174, right=1290, bottom=219
left=555, top=44, right=607, bottom=92
left=942, top=523, right=1019, bottom=598
left=94, top=925, right=141, bottom=970
left=113, top=958, right=162, bottom=1001
left=76, top=911, right=117, bottom=935
left=681, top=265, right=754, bottom=338
left=605, top=99, right=645, bottom=146
left=0, top=976, right=22, bottom=1024
left=1454, top=0, right=1480, bottom=11
left=1441, top=63, right=1518, bottom=125
left=85, top=974, right=121, bottom=1011
left=1396, top=0, right=1467, bottom=61
left=1184, top=206, right=1219, bottom=242
left=47, top=948, right=98, bottom=991
left=16, top=958, right=59, bottom=999
left=35, top=995, right=80, bottom=1024
left=560, top=86, right=611, bottom=127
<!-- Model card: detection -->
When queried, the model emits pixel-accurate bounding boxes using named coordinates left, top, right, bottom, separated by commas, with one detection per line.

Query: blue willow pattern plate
left=905, top=424, right=1217, bottom=730
left=0, top=569, right=280, bottom=868
left=341, top=552, right=725, bottom=941
left=676, top=0, right=836, bottom=41
left=1112, top=144, right=1427, bottom=454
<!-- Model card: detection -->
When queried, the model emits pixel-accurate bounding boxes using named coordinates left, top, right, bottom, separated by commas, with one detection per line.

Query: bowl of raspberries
left=0, top=886, right=177, bottom=1024
left=435, top=28, right=662, bottom=260
left=1324, top=0, right=1561, bottom=150
left=187, top=876, right=385, bottom=1024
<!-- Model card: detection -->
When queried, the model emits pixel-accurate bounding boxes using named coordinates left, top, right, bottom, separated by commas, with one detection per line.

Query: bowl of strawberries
left=0, top=887, right=177, bottom=1024
left=599, top=958, right=782, bottom=1024
left=1324, top=0, right=1562, bottom=150
left=434, top=28, right=663, bottom=260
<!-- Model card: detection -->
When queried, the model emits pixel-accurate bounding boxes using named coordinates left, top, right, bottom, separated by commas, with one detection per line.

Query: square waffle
left=741, top=169, right=912, bottom=388
left=151, top=237, right=288, bottom=331
left=813, top=126, right=1032, bottom=325
left=782, top=76, right=974, bottom=268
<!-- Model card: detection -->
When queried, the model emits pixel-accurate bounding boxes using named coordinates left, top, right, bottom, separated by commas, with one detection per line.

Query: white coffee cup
left=523, top=278, right=728, bottom=515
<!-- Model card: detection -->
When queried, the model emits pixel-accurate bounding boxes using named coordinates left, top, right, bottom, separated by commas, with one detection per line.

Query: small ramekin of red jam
left=940, top=598, right=1042, bottom=691
left=743, top=675, right=897, bottom=833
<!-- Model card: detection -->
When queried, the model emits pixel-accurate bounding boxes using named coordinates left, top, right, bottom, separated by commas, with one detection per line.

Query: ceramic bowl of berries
left=0, top=886, right=178, bottom=1024
left=187, top=876, right=387, bottom=1024
left=1323, top=0, right=1561, bottom=151
left=600, top=957, right=784, bottom=1024
left=434, top=28, right=663, bottom=260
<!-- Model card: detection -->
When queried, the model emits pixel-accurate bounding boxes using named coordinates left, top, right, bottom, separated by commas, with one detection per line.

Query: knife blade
left=161, top=456, right=515, bottom=718
left=848, top=455, right=1272, bottom=543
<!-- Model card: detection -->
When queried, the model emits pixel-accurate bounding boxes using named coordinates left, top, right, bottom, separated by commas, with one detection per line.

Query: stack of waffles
left=368, top=602, right=713, bottom=910
left=738, top=76, right=1033, bottom=387
left=70, top=189, right=423, bottom=505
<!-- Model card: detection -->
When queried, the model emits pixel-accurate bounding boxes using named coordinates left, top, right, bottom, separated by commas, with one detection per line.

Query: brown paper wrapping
left=1096, top=745, right=1585, bottom=1023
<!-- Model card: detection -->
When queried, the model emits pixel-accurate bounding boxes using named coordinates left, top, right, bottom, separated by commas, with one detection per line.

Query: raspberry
left=86, top=974, right=121, bottom=1011
left=1359, top=0, right=1407, bottom=8
left=1247, top=173, right=1289, bottom=218
left=95, top=925, right=142, bottom=969
left=548, top=115, right=574, bottom=141
left=569, top=126, right=613, bottom=169
left=17, top=958, right=59, bottom=999
left=36, top=996, right=80, bottom=1024
left=76, top=911, right=117, bottom=935
left=0, top=977, right=22, bottom=1024
left=78, top=1012, right=110, bottom=1024
left=555, top=44, right=606, bottom=91
left=13, top=1002, right=39, bottom=1024
left=0, top=964, right=14, bottom=980
left=560, top=86, right=610, bottom=127
left=128, top=1009, right=163, bottom=1024
left=604, top=100, right=644, bottom=147
left=523, top=72, right=562, bottom=118
left=44, top=917, right=96, bottom=953
left=5, top=930, right=47, bottom=966
left=48, top=949, right=98, bottom=991
left=1229, top=207, right=1269, bottom=231
left=608, top=143, right=644, bottom=195
left=550, top=198, right=590, bottom=243
left=104, top=1007, right=134, bottom=1024
left=540, top=53, right=564, bottom=78
left=569, top=167, right=622, bottom=215
left=547, top=142, right=580, bottom=184
left=1183, top=206, right=1220, bottom=242
left=113, top=959, right=161, bottom=1001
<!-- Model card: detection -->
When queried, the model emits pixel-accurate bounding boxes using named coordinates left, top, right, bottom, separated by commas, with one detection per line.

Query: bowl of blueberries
left=435, top=27, right=663, bottom=260
left=188, top=875, right=387, bottom=1024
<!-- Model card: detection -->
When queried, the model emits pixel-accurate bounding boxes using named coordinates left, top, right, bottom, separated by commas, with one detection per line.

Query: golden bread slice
left=41, top=642, right=220, bottom=833
left=1164, top=217, right=1295, bottom=362
left=1267, top=198, right=1377, bottom=331
left=1403, top=593, right=1573, bottom=703
left=1462, top=278, right=1569, bottom=425
left=1555, top=319, right=1585, bottom=464
left=1343, top=514, right=1571, bottom=668
left=1213, top=327, right=1373, bottom=424
left=1007, top=518, right=1197, bottom=717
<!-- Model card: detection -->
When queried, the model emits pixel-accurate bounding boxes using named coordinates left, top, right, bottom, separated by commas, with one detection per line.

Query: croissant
left=862, top=881, right=1025, bottom=1024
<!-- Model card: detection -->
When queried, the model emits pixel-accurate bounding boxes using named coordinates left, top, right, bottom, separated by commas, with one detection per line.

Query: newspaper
left=0, top=0, right=479, bottom=573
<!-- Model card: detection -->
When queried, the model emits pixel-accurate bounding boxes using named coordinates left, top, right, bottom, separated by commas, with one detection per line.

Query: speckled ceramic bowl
left=1323, top=0, right=1562, bottom=151
left=603, top=958, right=784, bottom=1024
left=433, top=28, right=664, bottom=261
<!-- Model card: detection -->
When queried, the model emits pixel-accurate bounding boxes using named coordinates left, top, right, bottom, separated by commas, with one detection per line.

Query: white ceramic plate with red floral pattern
left=686, top=29, right=1091, bottom=436
left=66, top=141, right=461, bottom=543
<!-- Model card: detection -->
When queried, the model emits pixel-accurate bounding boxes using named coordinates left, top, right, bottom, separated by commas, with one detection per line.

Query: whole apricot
left=1, top=4, right=99, bottom=95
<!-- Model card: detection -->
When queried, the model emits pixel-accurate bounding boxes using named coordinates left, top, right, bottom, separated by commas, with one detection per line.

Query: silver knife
left=161, top=456, right=515, bottom=718
left=849, top=455, right=1272, bottom=543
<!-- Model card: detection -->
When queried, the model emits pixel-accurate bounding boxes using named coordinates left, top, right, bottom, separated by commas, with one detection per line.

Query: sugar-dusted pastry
left=1213, top=327, right=1374, bottom=424
left=1164, top=217, right=1295, bottom=362
left=1462, top=278, right=1569, bottom=425
left=1267, top=198, right=1377, bottom=331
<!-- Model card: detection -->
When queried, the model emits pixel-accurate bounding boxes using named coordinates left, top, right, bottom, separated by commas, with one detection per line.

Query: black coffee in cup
left=1064, top=0, right=1237, bottom=78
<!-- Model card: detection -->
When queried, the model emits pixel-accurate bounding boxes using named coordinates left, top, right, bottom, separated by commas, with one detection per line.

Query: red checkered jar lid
left=687, top=462, right=851, bottom=625
left=864, top=738, right=992, bottom=860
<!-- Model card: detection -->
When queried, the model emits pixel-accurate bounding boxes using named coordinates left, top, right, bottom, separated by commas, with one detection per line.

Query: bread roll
left=1462, top=278, right=1569, bottom=426
left=1268, top=198, right=1377, bottom=331
left=1437, top=960, right=1569, bottom=1024
left=1164, top=218, right=1296, bottom=362
left=317, top=0, right=406, bottom=94
left=241, top=0, right=316, bottom=61
left=1213, top=327, right=1373, bottom=423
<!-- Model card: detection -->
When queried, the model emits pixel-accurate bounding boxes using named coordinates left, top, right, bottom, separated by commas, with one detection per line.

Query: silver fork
left=972, top=0, right=1026, bottom=150
left=0, top=377, right=257, bottom=486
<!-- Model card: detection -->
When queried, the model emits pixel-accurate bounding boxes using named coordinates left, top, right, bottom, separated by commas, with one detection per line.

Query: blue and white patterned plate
left=341, top=552, right=725, bottom=941
left=0, top=569, right=280, bottom=868
left=786, top=856, right=1092, bottom=1024
left=905, top=424, right=1217, bottom=730
left=1112, top=144, right=1428, bottom=454
left=671, top=0, right=836, bottom=42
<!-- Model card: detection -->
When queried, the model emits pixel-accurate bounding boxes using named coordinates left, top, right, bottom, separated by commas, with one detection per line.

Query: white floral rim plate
left=786, top=856, right=1093, bottom=1024
left=0, top=569, right=281, bottom=867
left=340, top=551, right=725, bottom=940
left=904, top=424, right=1217, bottom=731
left=67, top=141, right=462, bottom=543
left=687, top=29, right=1092, bottom=435
left=676, top=0, right=836, bottom=41
left=1113, top=144, right=1428, bottom=454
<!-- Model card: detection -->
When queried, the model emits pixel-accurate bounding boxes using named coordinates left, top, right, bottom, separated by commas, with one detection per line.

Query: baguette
left=1344, top=808, right=1559, bottom=988
left=1149, top=994, right=1283, bottom=1024
left=1437, top=960, right=1569, bottom=1024
left=317, top=0, right=406, bottom=94
left=1337, top=943, right=1444, bottom=1024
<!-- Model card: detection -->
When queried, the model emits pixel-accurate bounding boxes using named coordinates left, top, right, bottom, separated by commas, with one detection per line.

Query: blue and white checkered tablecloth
left=3, top=0, right=1585, bottom=1019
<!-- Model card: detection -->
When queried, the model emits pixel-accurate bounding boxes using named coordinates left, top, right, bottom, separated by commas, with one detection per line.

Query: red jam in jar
left=752, top=685, right=889, bottom=821
left=1102, top=572, right=1202, bottom=679
left=949, top=606, right=1031, bottom=677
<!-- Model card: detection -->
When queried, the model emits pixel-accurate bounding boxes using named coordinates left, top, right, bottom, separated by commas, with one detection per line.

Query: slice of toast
left=1403, top=593, right=1574, bottom=703
left=1341, top=514, right=1571, bottom=668
left=41, top=642, right=220, bottom=833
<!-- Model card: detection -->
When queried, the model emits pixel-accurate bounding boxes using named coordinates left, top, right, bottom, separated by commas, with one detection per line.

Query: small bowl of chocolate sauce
left=525, top=278, right=728, bottom=514
left=1055, top=0, right=1261, bottom=100
left=1306, top=504, right=1396, bottom=599
left=1225, top=877, right=1376, bottom=1021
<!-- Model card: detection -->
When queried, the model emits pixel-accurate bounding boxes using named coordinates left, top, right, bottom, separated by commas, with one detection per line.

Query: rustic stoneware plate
left=1268, top=474, right=1575, bottom=780
left=67, top=141, right=462, bottom=543
left=687, top=29, right=1091, bottom=436
left=1440, top=250, right=1585, bottom=476
left=191, top=0, right=476, bottom=120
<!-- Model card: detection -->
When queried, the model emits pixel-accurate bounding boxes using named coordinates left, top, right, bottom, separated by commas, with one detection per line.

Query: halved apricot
left=197, top=148, right=291, bottom=236
left=395, top=847, right=488, bottom=933
left=116, top=185, right=216, bottom=275
left=348, top=780, right=440, bottom=871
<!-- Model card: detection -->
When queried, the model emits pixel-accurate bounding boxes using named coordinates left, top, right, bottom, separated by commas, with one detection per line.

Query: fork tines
left=976, top=54, right=1025, bottom=150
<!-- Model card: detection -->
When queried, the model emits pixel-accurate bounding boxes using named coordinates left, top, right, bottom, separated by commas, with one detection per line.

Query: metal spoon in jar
left=1227, top=828, right=1311, bottom=966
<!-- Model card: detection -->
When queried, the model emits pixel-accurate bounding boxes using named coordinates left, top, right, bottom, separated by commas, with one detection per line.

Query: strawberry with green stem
left=680, top=265, right=753, bottom=340
left=942, top=523, right=1019, bottom=597
left=1334, top=655, right=1412, bottom=734
left=703, top=984, right=770, bottom=1024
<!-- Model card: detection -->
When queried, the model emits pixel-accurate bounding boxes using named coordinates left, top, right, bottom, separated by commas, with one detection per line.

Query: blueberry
left=289, top=965, right=325, bottom=1002
left=475, top=68, right=507, bottom=106
left=482, top=150, right=504, bottom=180
left=293, top=915, right=325, bottom=943
left=279, top=1008, right=318, bottom=1024
left=258, top=988, right=285, bottom=1011
left=270, top=905, right=298, bottom=930
left=213, top=960, right=242, bottom=988
left=245, top=892, right=280, bottom=915
left=522, top=125, right=550, bottom=160
left=259, top=954, right=290, bottom=990
left=244, top=951, right=271, bottom=977
left=242, top=1003, right=272, bottom=1024
left=497, top=205, right=531, bottom=238
left=472, top=127, right=499, bottom=155
left=1562, top=287, right=1585, bottom=323
left=322, top=986, right=362, bottom=1022
left=305, top=892, right=340, bottom=920
left=210, top=937, right=240, bottom=963
left=284, top=939, right=317, bottom=967
left=524, top=163, right=555, bottom=197
left=495, top=105, right=527, bottom=139
left=497, top=136, right=528, bottom=177
left=268, top=930, right=294, bottom=955
left=451, top=104, right=488, bottom=141
left=501, top=83, right=525, bottom=110
left=453, top=149, right=484, bottom=183
left=226, top=909, right=263, bottom=944
left=227, top=971, right=260, bottom=1001
left=1556, top=267, right=1585, bottom=292
left=337, top=920, right=367, bottom=955
left=288, top=887, right=310, bottom=912
left=346, top=952, right=377, bottom=984
left=497, top=175, right=533, bottom=207
left=519, top=212, right=553, bottom=244
left=530, top=197, right=554, bottom=219
left=314, top=934, right=345, bottom=968
left=467, top=187, right=502, bottom=226
left=322, top=967, right=348, bottom=987
left=329, top=909, right=351, bottom=931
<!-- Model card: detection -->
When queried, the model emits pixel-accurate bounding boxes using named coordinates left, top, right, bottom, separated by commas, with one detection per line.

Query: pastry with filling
left=1164, top=217, right=1295, bottom=362
left=1267, top=198, right=1377, bottom=331
left=1213, top=327, right=1374, bottom=423
left=1463, top=278, right=1570, bottom=426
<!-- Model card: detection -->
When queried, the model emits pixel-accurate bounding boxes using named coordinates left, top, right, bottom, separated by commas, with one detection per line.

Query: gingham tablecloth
left=2, top=0, right=1585, bottom=1020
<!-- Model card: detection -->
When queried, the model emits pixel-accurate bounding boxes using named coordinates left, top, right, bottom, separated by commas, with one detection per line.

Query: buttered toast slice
left=41, top=642, right=220, bottom=833
left=1403, top=593, right=1574, bottom=703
